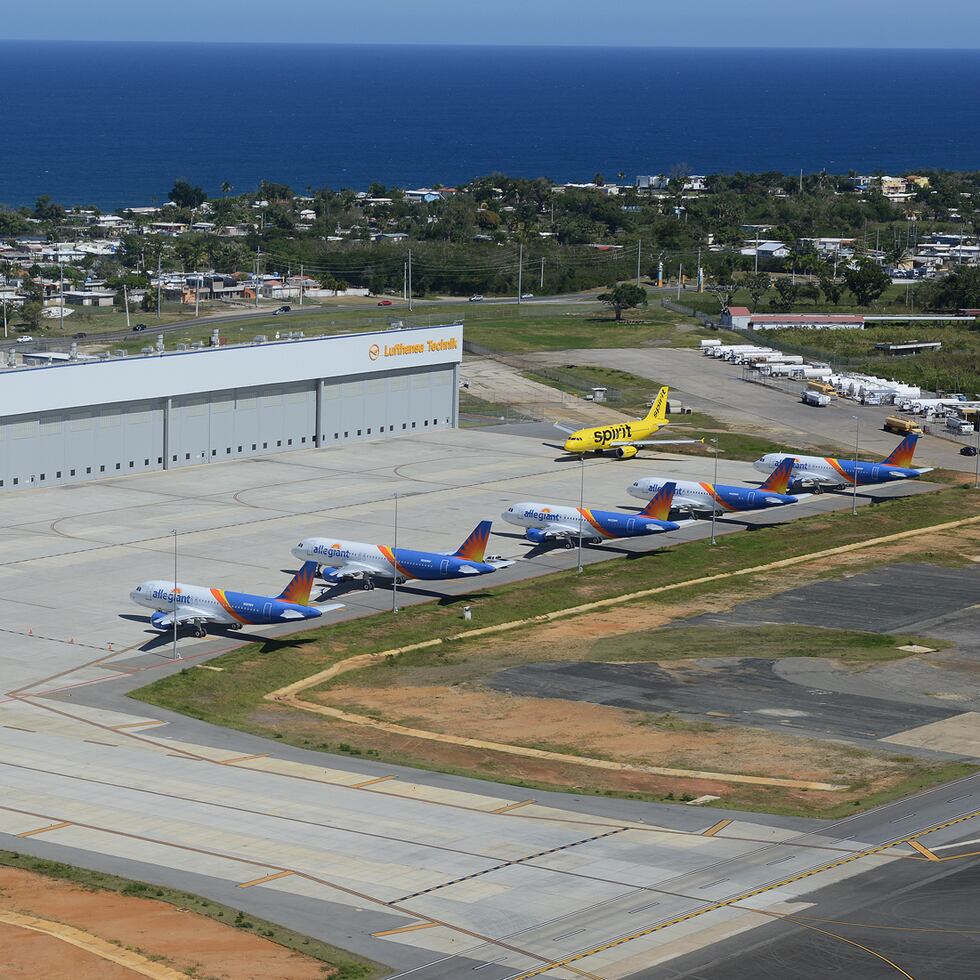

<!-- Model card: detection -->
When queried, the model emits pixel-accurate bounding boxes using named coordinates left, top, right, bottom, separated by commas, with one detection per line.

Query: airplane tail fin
left=640, top=481, right=676, bottom=520
left=642, top=386, right=670, bottom=425
left=453, top=521, right=492, bottom=562
left=883, top=433, right=918, bottom=468
left=277, top=561, right=318, bottom=604
left=760, top=457, right=795, bottom=494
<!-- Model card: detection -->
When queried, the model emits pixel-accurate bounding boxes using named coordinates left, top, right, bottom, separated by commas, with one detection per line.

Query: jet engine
left=525, top=528, right=547, bottom=543
left=614, top=445, right=639, bottom=460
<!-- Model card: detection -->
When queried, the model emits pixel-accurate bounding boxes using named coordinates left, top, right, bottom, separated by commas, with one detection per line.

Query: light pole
left=392, top=492, right=399, bottom=614
left=974, top=422, right=979, bottom=490
left=577, top=455, right=585, bottom=574
left=851, top=416, right=859, bottom=516
left=171, top=529, right=181, bottom=661
left=709, top=438, right=719, bottom=545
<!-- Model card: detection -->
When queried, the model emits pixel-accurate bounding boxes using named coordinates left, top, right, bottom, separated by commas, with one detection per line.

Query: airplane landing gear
left=361, top=579, right=375, bottom=591
left=193, top=625, right=207, bottom=639
left=590, top=537, right=603, bottom=545
left=563, top=539, right=575, bottom=550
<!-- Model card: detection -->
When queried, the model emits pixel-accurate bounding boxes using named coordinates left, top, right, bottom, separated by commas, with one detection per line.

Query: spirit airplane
left=556, top=386, right=700, bottom=459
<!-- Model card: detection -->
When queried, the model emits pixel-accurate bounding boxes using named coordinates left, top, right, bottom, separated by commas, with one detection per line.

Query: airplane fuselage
left=563, top=418, right=662, bottom=455
left=130, top=580, right=322, bottom=629
left=292, top=539, right=497, bottom=582
left=628, top=478, right=797, bottom=514
left=753, top=454, right=925, bottom=488
left=503, top=502, right=679, bottom=540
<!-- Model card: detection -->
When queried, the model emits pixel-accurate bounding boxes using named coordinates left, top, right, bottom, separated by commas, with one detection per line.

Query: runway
left=0, top=425, right=976, bottom=978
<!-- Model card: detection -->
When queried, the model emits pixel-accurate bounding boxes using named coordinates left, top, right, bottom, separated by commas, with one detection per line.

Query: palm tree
left=220, top=181, right=232, bottom=197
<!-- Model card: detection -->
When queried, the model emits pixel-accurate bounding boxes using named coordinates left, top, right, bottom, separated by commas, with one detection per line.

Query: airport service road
left=526, top=347, right=975, bottom=474
left=0, top=426, right=970, bottom=979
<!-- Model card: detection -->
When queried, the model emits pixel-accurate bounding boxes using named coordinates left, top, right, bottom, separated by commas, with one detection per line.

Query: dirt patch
left=312, top=683, right=903, bottom=788
left=0, top=867, right=329, bottom=979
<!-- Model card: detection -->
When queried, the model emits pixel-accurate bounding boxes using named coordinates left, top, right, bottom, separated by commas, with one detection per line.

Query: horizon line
left=0, top=38, right=978, bottom=51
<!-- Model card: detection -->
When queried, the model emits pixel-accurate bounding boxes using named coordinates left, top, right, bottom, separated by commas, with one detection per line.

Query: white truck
left=801, top=389, right=831, bottom=407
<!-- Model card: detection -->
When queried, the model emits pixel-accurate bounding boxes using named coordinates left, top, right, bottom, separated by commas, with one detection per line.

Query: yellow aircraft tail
left=642, top=386, right=670, bottom=426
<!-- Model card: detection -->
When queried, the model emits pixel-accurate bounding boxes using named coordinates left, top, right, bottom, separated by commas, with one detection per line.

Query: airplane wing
left=321, top=561, right=390, bottom=582
left=793, top=472, right=842, bottom=488
left=553, top=422, right=577, bottom=435
left=609, top=438, right=703, bottom=447
left=151, top=606, right=220, bottom=629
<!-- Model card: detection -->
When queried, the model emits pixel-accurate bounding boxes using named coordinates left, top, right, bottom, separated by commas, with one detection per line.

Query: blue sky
left=2, top=0, right=974, bottom=47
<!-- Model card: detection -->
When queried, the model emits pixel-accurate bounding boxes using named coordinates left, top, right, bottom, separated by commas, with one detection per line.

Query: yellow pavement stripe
left=702, top=819, right=732, bottom=837
left=372, top=921, right=438, bottom=938
left=17, top=820, right=71, bottom=838
left=0, top=910, right=189, bottom=979
left=352, top=774, right=397, bottom=788
left=507, top=807, right=980, bottom=979
left=908, top=839, right=940, bottom=861
left=218, top=753, right=269, bottom=765
left=238, top=870, right=294, bottom=888
left=493, top=799, right=536, bottom=814
left=111, top=720, right=167, bottom=730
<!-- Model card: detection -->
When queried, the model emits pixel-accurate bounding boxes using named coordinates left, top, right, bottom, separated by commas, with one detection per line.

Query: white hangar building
left=0, top=323, right=462, bottom=491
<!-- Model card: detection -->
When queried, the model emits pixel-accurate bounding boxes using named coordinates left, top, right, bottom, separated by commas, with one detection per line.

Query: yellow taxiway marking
left=218, top=753, right=269, bottom=765
left=493, top=799, right=536, bottom=814
left=110, top=720, right=167, bottom=730
left=908, top=839, right=941, bottom=861
left=507, top=807, right=980, bottom=979
left=353, top=774, right=397, bottom=788
left=238, top=869, right=295, bottom=888
left=17, top=820, right=71, bottom=838
left=0, top=910, right=189, bottom=979
left=702, top=819, right=732, bottom=837
left=372, top=921, right=439, bottom=938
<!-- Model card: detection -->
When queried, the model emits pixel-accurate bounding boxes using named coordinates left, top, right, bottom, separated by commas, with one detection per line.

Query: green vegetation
left=132, top=485, right=980, bottom=816
left=0, top=850, right=385, bottom=979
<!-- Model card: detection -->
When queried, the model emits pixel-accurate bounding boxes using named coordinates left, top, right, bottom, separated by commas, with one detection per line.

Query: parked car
left=521, top=292, right=534, bottom=299
left=15, top=335, right=33, bottom=344
left=132, top=323, right=147, bottom=332
left=72, top=332, right=87, bottom=339
left=469, top=294, right=484, bottom=302
left=273, top=305, right=291, bottom=315
left=960, top=445, right=978, bottom=457
left=377, top=299, right=393, bottom=306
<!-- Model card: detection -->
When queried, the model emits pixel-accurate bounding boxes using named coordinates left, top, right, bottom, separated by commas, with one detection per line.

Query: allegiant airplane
left=628, top=457, right=799, bottom=516
left=556, top=386, right=701, bottom=459
left=502, top=482, right=680, bottom=548
left=292, top=521, right=511, bottom=590
left=753, top=434, right=932, bottom=490
left=129, top=562, right=342, bottom=638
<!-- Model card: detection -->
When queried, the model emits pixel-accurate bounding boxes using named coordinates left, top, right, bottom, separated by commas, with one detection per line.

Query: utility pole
left=577, top=456, right=585, bottom=574
left=676, top=262, right=683, bottom=299
left=2, top=299, right=7, bottom=339
left=539, top=256, right=545, bottom=290
left=696, top=245, right=702, bottom=292
left=851, top=416, right=860, bottom=516
left=59, top=260, right=64, bottom=333
left=392, top=493, right=399, bottom=614
left=123, top=283, right=131, bottom=329
left=709, top=439, right=719, bottom=544
left=194, top=273, right=200, bottom=317
left=299, top=263, right=304, bottom=306
left=254, top=247, right=261, bottom=308
left=171, top=529, right=181, bottom=661
left=636, top=239, right=642, bottom=284
left=408, top=249, right=413, bottom=311
left=156, top=254, right=162, bottom=319
left=517, top=242, right=523, bottom=303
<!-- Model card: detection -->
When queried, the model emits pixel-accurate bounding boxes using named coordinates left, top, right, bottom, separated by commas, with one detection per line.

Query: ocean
left=2, top=42, right=979, bottom=208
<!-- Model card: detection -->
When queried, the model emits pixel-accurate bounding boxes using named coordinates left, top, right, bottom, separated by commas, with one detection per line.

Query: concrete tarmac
left=0, top=425, right=976, bottom=979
